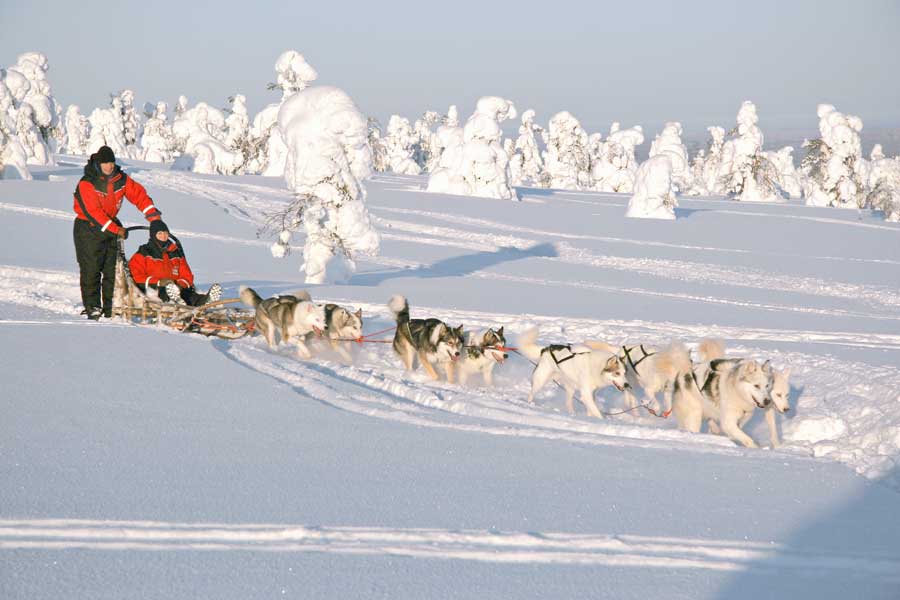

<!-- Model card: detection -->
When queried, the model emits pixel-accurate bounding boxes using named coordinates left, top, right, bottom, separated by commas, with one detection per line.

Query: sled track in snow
left=2, top=518, right=899, bottom=579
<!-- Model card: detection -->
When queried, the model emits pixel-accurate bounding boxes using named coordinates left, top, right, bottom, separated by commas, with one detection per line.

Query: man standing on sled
left=128, top=220, right=222, bottom=307
left=72, top=145, right=163, bottom=320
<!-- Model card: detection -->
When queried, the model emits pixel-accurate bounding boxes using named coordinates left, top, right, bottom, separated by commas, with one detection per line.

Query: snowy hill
left=2, top=158, right=900, bottom=599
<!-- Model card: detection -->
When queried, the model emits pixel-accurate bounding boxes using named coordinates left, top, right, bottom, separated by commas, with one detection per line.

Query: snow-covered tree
left=224, top=94, right=249, bottom=149
left=591, top=122, right=645, bottom=193
left=444, top=105, right=459, bottom=127
left=60, top=105, right=90, bottom=155
left=626, top=155, right=677, bottom=219
left=383, top=115, right=420, bottom=175
left=411, top=110, right=440, bottom=171
left=87, top=103, right=129, bottom=157
left=505, top=138, right=524, bottom=186
left=1, top=52, right=59, bottom=166
left=115, top=89, right=141, bottom=147
left=764, top=146, right=803, bottom=198
left=866, top=145, right=900, bottom=221
left=175, top=95, right=189, bottom=117
left=648, top=121, right=691, bottom=191
left=140, top=101, right=175, bottom=162
left=718, top=101, right=781, bottom=202
left=246, top=50, right=319, bottom=176
left=268, top=85, right=379, bottom=284
left=0, top=74, right=30, bottom=179
left=426, top=117, right=466, bottom=195
left=801, top=104, right=869, bottom=208
left=543, top=111, right=591, bottom=190
left=428, top=96, right=518, bottom=199
left=171, top=101, right=242, bottom=174
left=689, top=126, right=726, bottom=195
left=367, top=117, right=389, bottom=172
left=514, top=109, right=544, bottom=186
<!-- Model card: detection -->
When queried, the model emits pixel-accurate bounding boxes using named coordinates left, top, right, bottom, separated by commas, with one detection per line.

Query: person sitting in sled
left=128, top=220, right=222, bottom=306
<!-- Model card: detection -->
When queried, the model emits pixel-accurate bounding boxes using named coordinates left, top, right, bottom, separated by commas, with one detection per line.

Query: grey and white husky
left=672, top=339, right=781, bottom=448
left=459, top=327, right=508, bottom=386
left=240, top=286, right=325, bottom=358
left=317, top=303, right=364, bottom=362
left=388, top=295, right=464, bottom=382
left=519, top=328, right=627, bottom=418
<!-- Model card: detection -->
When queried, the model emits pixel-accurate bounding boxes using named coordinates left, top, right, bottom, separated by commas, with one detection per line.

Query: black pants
left=136, top=283, right=208, bottom=307
left=73, top=219, right=118, bottom=314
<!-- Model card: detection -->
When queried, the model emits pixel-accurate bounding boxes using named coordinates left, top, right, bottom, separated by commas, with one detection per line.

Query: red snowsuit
left=128, top=240, right=195, bottom=289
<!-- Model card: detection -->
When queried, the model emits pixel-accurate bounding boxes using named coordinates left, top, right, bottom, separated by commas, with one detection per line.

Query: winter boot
left=86, top=307, right=103, bottom=321
left=205, top=283, right=222, bottom=304
left=165, top=282, right=187, bottom=305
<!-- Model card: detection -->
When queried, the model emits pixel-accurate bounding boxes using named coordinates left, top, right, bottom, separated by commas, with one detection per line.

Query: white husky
left=519, top=328, right=627, bottom=418
left=673, top=339, right=783, bottom=448
left=586, top=341, right=694, bottom=416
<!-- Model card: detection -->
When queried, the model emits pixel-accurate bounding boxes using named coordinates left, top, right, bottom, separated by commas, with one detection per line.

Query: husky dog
left=599, top=342, right=694, bottom=416
left=458, top=327, right=507, bottom=386
left=388, top=295, right=465, bottom=382
left=306, top=304, right=363, bottom=362
left=764, top=366, right=792, bottom=448
left=240, top=286, right=325, bottom=358
left=519, top=328, right=627, bottom=418
left=672, top=339, right=774, bottom=448
left=674, top=339, right=791, bottom=448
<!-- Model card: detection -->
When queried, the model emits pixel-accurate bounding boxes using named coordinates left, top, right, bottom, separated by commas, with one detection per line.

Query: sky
left=2, top=0, right=899, bottom=138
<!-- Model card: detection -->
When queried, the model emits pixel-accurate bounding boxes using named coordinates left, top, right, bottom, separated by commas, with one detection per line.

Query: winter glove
left=158, top=279, right=174, bottom=287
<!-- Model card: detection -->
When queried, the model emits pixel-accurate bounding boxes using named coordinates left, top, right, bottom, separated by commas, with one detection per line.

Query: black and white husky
left=672, top=339, right=780, bottom=448
left=240, top=286, right=325, bottom=358
left=388, top=295, right=465, bottom=382
left=459, top=327, right=508, bottom=386
left=519, top=328, right=627, bottom=418
left=308, top=303, right=363, bottom=362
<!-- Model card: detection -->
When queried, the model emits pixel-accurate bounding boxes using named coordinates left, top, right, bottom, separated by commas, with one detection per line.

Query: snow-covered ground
left=2, top=157, right=900, bottom=599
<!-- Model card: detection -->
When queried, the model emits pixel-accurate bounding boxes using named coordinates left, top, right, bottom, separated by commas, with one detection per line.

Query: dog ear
left=605, top=355, right=619, bottom=370
left=782, top=367, right=792, bottom=378
left=355, top=308, right=362, bottom=319
left=761, top=359, right=772, bottom=373
left=497, top=326, right=504, bottom=337
left=306, top=303, right=313, bottom=313
left=430, top=324, right=444, bottom=345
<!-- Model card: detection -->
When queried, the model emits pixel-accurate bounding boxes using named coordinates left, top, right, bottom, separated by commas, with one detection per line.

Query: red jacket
left=73, top=161, right=160, bottom=235
left=128, top=240, right=194, bottom=289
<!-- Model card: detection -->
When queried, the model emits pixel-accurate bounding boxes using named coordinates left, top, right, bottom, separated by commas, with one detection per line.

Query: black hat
left=149, top=219, right=169, bottom=238
left=96, top=145, right=116, bottom=164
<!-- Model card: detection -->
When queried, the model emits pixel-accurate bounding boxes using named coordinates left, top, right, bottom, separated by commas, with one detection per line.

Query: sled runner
left=111, top=226, right=255, bottom=339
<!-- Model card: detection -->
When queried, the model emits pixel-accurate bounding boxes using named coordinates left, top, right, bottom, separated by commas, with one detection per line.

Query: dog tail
left=239, top=285, right=262, bottom=309
left=517, top=327, right=543, bottom=362
left=288, top=290, right=312, bottom=302
left=583, top=340, right=618, bottom=354
left=388, top=295, right=409, bottom=325
left=656, top=341, right=694, bottom=375
left=697, top=338, right=725, bottom=362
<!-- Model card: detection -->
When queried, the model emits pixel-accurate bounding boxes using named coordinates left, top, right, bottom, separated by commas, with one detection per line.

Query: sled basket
left=111, top=226, right=255, bottom=339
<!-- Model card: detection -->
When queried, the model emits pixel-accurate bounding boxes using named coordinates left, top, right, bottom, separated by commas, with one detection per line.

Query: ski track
left=4, top=518, right=899, bottom=578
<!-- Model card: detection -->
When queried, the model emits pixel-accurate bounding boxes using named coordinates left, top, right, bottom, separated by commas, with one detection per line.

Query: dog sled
left=111, top=226, right=255, bottom=339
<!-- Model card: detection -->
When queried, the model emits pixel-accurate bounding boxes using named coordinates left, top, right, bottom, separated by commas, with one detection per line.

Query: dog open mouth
left=613, top=382, right=626, bottom=392
left=313, top=326, right=324, bottom=337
